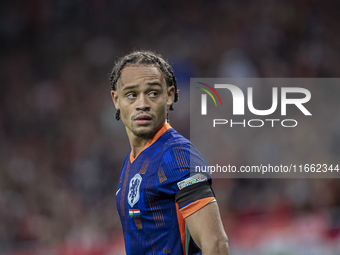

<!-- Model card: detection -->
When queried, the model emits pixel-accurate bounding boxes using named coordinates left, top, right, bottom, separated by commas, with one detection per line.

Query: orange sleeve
left=179, top=196, right=216, bottom=218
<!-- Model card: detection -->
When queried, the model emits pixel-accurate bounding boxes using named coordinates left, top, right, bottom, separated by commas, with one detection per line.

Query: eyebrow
left=122, top=82, right=162, bottom=91
left=146, top=82, right=162, bottom=87
left=122, top=85, right=138, bottom=91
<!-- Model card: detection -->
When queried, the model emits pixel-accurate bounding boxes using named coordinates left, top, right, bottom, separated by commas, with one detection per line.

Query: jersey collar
left=129, top=123, right=172, bottom=164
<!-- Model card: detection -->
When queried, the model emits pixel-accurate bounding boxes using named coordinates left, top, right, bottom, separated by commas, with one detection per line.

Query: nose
left=136, top=94, right=150, bottom=111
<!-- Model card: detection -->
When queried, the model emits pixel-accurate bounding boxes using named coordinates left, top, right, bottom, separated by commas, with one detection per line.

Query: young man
left=110, top=51, right=229, bottom=255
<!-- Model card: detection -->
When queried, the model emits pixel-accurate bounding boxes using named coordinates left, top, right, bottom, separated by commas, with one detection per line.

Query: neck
left=128, top=134, right=150, bottom=158
left=126, top=122, right=168, bottom=160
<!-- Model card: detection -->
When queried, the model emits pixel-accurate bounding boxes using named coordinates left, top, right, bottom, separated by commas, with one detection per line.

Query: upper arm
left=157, top=141, right=229, bottom=253
left=185, top=201, right=229, bottom=255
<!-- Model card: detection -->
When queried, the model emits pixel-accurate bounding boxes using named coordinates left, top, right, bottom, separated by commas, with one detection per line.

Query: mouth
left=134, top=114, right=153, bottom=125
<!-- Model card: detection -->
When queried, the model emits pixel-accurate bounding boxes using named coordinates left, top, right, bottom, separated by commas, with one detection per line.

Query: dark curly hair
left=109, top=50, right=179, bottom=121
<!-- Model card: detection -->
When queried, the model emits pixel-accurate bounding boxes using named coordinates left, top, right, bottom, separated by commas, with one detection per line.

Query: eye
left=149, top=91, right=158, bottom=97
left=127, top=93, right=137, bottom=99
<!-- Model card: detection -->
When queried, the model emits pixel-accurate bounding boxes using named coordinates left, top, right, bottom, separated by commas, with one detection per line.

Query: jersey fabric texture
left=116, top=123, right=216, bottom=255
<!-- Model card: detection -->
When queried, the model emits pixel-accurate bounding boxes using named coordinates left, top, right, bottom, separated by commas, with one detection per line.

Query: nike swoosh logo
left=116, top=188, right=121, bottom=196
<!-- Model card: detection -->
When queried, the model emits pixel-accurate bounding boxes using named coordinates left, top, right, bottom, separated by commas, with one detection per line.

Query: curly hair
left=109, top=50, right=179, bottom=121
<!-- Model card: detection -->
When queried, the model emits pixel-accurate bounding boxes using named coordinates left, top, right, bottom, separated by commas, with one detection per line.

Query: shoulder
left=160, top=128, right=207, bottom=169
left=161, top=128, right=194, bottom=152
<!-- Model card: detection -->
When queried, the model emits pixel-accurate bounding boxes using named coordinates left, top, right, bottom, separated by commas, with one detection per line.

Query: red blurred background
left=1, top=0, right=340, bottom=254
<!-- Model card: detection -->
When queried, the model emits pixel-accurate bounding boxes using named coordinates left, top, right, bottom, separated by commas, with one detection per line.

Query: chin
left=132, top=126, right=155, bottom=139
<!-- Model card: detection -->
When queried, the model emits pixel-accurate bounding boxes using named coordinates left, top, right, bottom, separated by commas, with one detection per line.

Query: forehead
left=118, top=65, right=165, bottom=89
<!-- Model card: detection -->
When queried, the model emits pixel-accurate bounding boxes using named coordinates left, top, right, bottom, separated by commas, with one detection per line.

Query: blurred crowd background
left=1, top=0, right=340, bottom=254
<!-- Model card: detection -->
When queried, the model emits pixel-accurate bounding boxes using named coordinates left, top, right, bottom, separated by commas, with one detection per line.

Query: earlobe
left=111, top=90, right=120, bottom=110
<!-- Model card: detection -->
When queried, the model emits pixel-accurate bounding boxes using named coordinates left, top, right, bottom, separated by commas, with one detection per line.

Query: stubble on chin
left=131, top=125, right=157, bottom=140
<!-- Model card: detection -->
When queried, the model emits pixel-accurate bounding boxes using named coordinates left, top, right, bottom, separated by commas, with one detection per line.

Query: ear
left=111, top=90, right=120, bottom=110
left=167, top=86, right=175, bottom=106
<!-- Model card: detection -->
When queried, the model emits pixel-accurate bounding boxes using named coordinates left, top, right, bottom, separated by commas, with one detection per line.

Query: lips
left=134, top=114, right=152, bottom=124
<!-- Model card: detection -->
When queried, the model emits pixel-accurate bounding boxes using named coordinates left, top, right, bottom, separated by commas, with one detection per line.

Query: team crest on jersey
left=128, top=173, right=142, bottom=208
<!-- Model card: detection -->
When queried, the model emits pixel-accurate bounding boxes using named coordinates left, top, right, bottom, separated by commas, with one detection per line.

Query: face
left=111, top=65, right=174, bottom=140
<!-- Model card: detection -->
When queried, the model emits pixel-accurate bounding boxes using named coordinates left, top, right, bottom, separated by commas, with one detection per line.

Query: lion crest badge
left=128, top=173, right=142, bottom=208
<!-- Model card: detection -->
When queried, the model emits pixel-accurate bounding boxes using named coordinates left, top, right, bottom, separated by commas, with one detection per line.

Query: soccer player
left=109, top=51, right=229, bottom=255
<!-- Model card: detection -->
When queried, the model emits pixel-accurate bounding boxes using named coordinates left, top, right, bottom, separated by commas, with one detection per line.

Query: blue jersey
left=116, top=124, right=215, bottom=255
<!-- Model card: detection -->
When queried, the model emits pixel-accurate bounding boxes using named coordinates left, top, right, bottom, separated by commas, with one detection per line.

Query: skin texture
left=185, top=202, right=229, bottom=255
left=111, top=65, right=174, bottom=157
left=112, top=65, right=229, bottom=254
